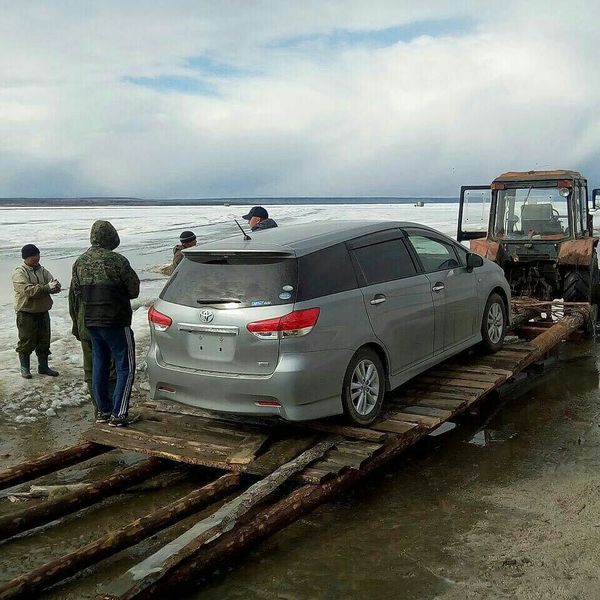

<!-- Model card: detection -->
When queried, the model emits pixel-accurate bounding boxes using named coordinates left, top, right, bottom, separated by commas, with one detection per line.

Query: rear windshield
left=160, top=254, right=298, bottom=309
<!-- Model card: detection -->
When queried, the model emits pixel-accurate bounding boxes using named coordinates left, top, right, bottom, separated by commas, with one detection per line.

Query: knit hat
left=21, top=244, right=40, bottom=259
left=180, top=230, right=196, bottom=243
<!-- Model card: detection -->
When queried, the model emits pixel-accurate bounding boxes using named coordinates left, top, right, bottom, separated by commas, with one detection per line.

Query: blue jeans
left=88, top=326, right=135, bottom=418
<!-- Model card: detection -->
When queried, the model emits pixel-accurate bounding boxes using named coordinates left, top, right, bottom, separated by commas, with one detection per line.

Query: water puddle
left=468, top=427, right=518, bottom=447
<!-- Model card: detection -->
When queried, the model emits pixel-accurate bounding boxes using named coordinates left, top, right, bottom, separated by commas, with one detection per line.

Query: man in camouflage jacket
left=70, top=221, right=140, bottom=426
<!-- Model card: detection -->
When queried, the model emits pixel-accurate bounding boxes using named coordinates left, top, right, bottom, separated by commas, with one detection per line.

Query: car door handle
left=432, top=283, right=445, bottom=293
left=370, top=294, right=387, bottom=305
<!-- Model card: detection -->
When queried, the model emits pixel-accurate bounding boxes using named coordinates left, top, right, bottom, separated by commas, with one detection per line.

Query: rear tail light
left=247, top=308, right=320, bottom=340
left=148, top=305, right=172, bottom=332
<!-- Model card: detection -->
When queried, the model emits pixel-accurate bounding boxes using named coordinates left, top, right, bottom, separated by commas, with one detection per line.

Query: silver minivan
left=147, top=221, right=511, bottom=425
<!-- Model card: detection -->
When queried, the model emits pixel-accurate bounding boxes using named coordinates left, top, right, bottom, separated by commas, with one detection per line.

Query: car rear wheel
left=342, top=348, right=385, bottom=426
left=480, top=293, right=506, bottom=354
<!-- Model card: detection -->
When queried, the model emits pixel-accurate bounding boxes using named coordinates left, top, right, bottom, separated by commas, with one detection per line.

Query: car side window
left=296, top=243, right=358, bottom=301
left=350, top=239, right=417, bottom=286
left=408, top=235, right=460, bottom=272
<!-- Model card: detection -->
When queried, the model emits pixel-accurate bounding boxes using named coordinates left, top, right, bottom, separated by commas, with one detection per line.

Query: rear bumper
left=147, top=344, right=352, bottom=421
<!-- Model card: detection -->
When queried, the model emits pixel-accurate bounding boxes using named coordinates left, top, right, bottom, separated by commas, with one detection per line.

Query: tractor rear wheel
left=563, top=270, right=591, bottom=302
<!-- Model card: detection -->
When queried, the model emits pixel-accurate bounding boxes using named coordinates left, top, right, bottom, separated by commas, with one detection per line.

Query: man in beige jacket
left=12, top=244, right=61, bottom=378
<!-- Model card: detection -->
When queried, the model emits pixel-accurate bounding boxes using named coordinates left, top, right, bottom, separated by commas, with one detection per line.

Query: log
left=527, top=310, right=588, bottom=363
left=0, top=441, right=109, bottom=491
left=7, top=484, right=91, bottom=500
left=0, top=458, right=166, bottom=541
left=0, top=473, right=240, bottom=600
left=102, top=429, right=426, bottom=600
left=105, top=440, right=336, bottom=599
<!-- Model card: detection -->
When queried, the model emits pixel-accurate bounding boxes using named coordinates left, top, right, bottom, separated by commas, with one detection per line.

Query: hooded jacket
left=69, top=220, right=140, bottom=330
left=12, top=263, right=54, bottom=313
left=251, top=218, right=278, bottom=232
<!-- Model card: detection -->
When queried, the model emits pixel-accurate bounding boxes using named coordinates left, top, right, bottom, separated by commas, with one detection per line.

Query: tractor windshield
left=493, top=186, right=570, bottom=240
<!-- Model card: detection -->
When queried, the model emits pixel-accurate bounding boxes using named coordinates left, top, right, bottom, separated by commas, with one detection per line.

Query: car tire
left=341, top=348, right=385, bottom=426
left=480, top=293, right=506, bottom=354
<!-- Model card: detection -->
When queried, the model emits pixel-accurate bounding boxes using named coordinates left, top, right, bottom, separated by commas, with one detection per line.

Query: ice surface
left=0, top=202, right=462, bottom=423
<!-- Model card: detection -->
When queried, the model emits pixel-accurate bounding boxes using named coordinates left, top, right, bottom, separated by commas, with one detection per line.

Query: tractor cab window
left=493, top=187, right=570, bottom=240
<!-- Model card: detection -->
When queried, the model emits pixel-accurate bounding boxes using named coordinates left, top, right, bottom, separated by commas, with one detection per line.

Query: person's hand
left=48, top=279, right=61, bottom=293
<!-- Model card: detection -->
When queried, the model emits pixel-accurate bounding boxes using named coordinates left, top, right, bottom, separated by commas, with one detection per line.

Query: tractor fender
left=470, top=238, right=501, bottom=263
left=557, top=238, right=598, bottom=267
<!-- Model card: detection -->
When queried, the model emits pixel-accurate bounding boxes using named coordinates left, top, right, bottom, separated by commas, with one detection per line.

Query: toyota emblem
left=199, top=309, right=214, bottom=323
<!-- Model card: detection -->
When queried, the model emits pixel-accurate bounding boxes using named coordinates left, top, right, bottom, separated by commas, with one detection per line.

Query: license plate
left=187, top=331, right=236, bottom=362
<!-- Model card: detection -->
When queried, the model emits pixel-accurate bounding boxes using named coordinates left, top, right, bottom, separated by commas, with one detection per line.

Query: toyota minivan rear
left=147, top=240, right=371, bottom=420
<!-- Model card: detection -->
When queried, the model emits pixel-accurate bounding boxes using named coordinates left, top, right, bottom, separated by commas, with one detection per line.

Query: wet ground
left=1, top=339, right=600, bottom=599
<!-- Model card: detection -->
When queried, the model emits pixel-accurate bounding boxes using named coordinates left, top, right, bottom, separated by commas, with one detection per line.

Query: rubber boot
left=19, top=353, right=32, bottom=379
left=38, top=355, right=59, bottom=377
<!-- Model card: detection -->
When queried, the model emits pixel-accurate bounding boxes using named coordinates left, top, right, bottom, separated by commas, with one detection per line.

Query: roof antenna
left=234, top=219, right=252, bottom=240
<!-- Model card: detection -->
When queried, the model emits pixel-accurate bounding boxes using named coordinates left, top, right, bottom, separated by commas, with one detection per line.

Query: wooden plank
left=335, top=440, right=383, bottom=456
left=242, top=435, right=318, bottom=476
left=431, top=369, right=507, bottom=384
left=105, top=441, right=336, bottom=600
left=438, top=363, right=513, bottom=375
left=438, top=364, right=513, bottom=377
left=138, top=401, right=270, bottom=430
left=396, top=397, right=466, bottom=411
left=138, top=408, right=268, bottom=441
left=372, top=420, right=419, bottom=435
left=227, top=434, right=270, bottom=465
left=83, top=427, right=238, bottom=472
left=406, top=382, right=482, bottom=397
left=383, top=412, right=441, bottom=427
left=398, top=406, right=453, bottom=419
left=417, top=376, right=492, bottom=390
left=302, top=421, right=387, bottom=442
left=395, top=388, right=478, bottom=402
left=93, top=424, right=233, bottom=456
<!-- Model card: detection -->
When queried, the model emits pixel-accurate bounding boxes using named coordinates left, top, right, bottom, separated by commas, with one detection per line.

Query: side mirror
left=592, top=188, right=600, bottom=209
left=466, top=252, right=484, bottom=270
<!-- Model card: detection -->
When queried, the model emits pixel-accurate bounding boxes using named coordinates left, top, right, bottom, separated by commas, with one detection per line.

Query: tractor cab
left=458, top=170, right=600, bottom=302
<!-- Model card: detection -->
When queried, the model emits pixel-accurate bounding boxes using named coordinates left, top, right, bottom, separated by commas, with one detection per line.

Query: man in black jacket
left=242, top=206, right=278, bottom=231
left=70, top=221, right=140, bottom=426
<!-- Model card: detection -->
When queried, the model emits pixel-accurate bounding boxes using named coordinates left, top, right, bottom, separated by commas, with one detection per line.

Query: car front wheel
left=342, top=348, right=385, bottom=426
left=480, top=293, right=506, bottom=353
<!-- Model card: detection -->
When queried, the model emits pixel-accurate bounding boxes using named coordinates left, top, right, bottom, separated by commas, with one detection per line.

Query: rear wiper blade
left=196, top=298, right=241, bottom=305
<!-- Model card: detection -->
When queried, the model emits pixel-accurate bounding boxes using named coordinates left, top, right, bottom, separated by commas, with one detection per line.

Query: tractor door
left=457, top=186, right=491, bottom=242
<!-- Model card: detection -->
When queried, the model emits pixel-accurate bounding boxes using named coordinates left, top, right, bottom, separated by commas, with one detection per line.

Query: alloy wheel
left=487, top=302, right=504, bottom=344
left=350, top=359, right=380, bottom=416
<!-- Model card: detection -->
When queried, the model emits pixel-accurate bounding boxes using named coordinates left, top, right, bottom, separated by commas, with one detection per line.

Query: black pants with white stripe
left=88, top=326, right=135, bottom=419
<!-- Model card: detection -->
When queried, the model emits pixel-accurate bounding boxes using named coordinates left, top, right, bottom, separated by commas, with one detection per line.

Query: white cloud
left=1, top=1, right=600, bottom=197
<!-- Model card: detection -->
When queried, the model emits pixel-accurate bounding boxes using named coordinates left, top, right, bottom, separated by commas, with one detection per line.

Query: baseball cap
left=242, top=206, right=268, bottom=220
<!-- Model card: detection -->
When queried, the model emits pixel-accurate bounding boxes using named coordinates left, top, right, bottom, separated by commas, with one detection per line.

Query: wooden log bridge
left=0, top=300, right=590, bottom=599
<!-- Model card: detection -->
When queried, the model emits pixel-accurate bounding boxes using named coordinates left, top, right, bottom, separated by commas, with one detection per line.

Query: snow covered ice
left=0, top=202, right=460, bottom=424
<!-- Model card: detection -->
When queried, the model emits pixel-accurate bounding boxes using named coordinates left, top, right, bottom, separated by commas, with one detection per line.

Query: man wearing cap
left=242, top=206, right=278, bottom=232
left=171, top=230, right=197, bottom=272
left=12, top=244, right=61, bottom=379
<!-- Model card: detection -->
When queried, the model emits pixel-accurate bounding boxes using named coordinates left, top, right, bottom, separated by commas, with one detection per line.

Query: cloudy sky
left=1, top=1, right=599, bottom=198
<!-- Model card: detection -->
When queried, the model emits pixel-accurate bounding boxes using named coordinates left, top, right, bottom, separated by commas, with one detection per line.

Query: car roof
left=185, top=220, right=444, bottom=257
